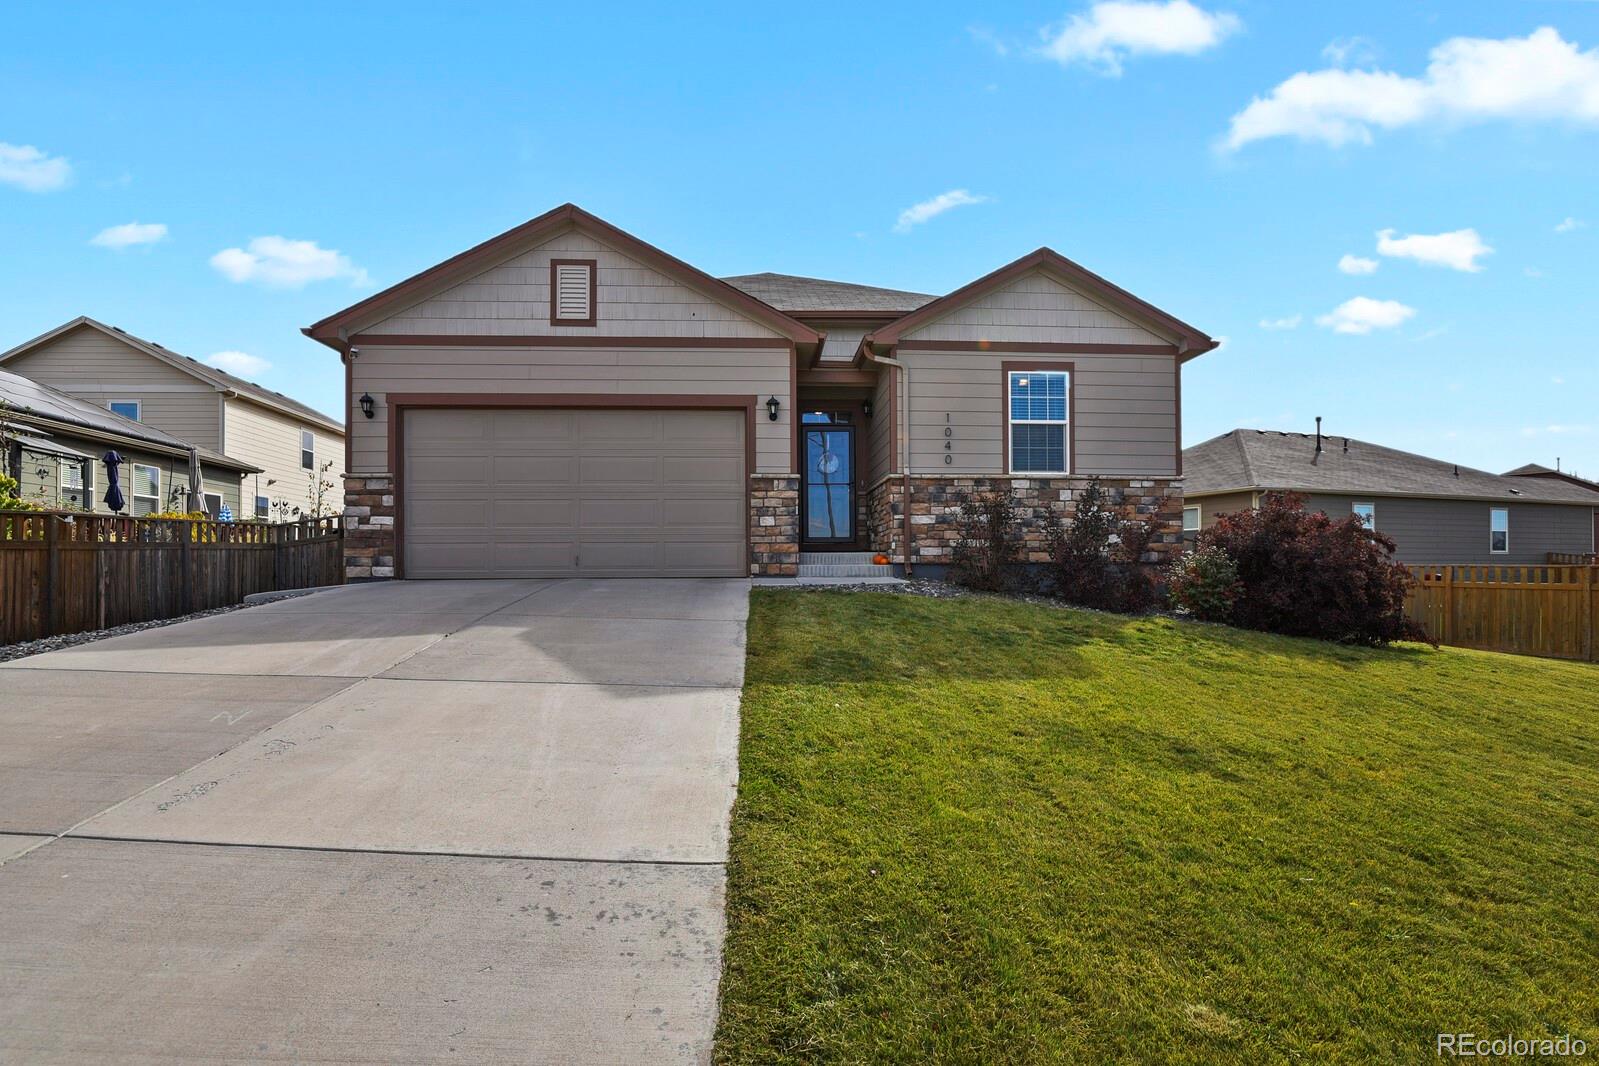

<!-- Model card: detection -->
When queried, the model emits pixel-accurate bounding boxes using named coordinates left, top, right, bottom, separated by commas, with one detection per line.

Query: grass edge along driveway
left=714, top=590, right=1599, bottom=1064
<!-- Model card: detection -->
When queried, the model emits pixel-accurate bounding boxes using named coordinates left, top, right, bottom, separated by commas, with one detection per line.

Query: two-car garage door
left=402, top=408, right=746, bottom=578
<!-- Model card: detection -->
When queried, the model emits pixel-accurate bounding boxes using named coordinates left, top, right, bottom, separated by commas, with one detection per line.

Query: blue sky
left=3, top=1, right=1596, bottom=477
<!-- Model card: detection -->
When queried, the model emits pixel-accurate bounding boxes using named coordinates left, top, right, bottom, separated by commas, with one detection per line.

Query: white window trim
left=59, top=457, right=87, bottom=504
left=1352, top=501, right=1376, bottom=530
left=255, top=495, right=270, bottom=519
left=108, top=399, right=141, bottom=421
left=1489, top=506, right=1510, bottom=555
left=300, top=428, right=315, bottom=470
left=1007, top=369, right=1070, bottom=475
left=203, top=491, right=224, bottom=516
left=1182, top=505, right=1201, bottom=532
left=132, top=463, right=161, bottom=515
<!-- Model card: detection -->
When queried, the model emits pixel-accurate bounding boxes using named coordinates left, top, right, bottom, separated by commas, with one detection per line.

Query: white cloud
left=894, top=189, right=990, bottom=232
left=1322, top=37, right=1377, bottom=68
left=1521, top=423, right=1592, bottom=437
left=1555, top=216, right=1585, bottom=233
left=1316, top=296, right=1416, bottom=334
left=0, top=142, right=72, bottom=192
left=1258, top=314, right=1302, bottom=330
left=205, top=350, right=272, bottom=377
left=1038, top=1, right=1239, bottom=76
left=1376, top=227, right=1492, bottom=272
left=1224, top=27, right=1599, bottom=150
left=210, top=236, right=370, bottom=288
left=89, top=221, right=167, bottom=249
left=1338, top=254, right=1379, bottom=275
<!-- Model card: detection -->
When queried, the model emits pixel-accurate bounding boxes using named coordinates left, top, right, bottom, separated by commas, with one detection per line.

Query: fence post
left=44, top=514, right=61, bottom=637
left=1441, top=566, right=1455, bottom=645
left=1585, top=566, right=1595, bottom=663
left=180, top=518, right=193, bottom=616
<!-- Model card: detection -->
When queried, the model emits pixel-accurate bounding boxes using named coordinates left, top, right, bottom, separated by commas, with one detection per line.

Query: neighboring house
left=1184, top=429, right=1599, bottom=564
left=304, top=203, right=1216, bottom=580
left=0, top=317, right=344, bottom=520
left=1, top=368, right=258, bottom=515
left=1506, top=463, right=1599, bottom=551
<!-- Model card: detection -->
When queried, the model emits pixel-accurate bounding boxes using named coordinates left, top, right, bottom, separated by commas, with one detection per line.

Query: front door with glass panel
left=802, top=414, right=855, bottom=544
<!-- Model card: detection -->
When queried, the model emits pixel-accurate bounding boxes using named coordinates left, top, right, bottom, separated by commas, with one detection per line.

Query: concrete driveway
left=0, top=578, right=749, bottom=1064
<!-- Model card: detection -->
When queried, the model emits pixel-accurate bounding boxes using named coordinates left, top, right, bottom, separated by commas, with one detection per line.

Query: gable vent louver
left=550, top=260, right=596, bottom=325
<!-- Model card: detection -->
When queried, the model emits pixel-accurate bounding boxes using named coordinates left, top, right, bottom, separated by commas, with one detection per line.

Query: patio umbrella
left=101, top=450, right=125, bottom=513
left=187, top=447, right=209, bottom=516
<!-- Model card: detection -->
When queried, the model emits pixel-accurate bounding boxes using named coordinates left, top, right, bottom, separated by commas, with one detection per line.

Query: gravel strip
left=0, top=602, right=257, bottom=663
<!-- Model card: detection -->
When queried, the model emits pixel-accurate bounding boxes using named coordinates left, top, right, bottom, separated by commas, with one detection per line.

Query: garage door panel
left=404, top=408, right=745, bottom=578
left=494, top=499, right=578, bottom=527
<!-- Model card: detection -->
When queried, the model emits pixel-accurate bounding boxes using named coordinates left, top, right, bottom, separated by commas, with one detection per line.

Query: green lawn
left=715, top=590, right=1599, bottom=1064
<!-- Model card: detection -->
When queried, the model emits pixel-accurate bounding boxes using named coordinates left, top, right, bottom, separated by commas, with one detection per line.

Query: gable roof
left=867, top=247, right=1218, bottom=358
left=721, top=273, right=937, bottom=315
left=0, top=317, right=343, bottom=434
left=1504, top=462, right=1599, bottom=492
left=0, top=367, right=259, bottom=472
left=305, top=203, right=822, bottom=349
left=1185, top=429, right=1599, bottom=506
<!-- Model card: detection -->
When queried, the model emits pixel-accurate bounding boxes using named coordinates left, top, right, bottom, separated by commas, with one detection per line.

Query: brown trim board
left=547, top=258, right=597, bottom=327
left=1000, top=361, right=1077, bottom=477
left=349, top=334, right=795, bottom=349
left=384, top=392, right=758, bottom=580
left=895, top=340, right=1178, bottom=355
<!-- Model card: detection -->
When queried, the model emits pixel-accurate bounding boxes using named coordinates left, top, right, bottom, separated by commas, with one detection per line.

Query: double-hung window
left=1351, top=502, right=1376, bottom=529
left=1182, top=505, right=1201, bottom=532
left=255, top=495, right=270, bottom=519
left=131, top=464, right=161, bottom=516
left=300, top=429, right=315, bottom=470
left=1008, top=369, right=1069, bottom=474
left=1489, top=507, right=1509, bottom=554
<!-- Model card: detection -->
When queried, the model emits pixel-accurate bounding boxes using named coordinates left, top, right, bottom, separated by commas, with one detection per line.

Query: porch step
left=797, top=552, right=896, bottom=579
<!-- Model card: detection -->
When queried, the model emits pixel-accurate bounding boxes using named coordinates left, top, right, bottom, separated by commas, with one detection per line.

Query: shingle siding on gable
left=902, top=272, right=1170, bottom=347
left=1302, top=493, right=1595, bottom=564
left=4, top=327, right=223, bottom=449
left=364, top=230, right=783, bottom=339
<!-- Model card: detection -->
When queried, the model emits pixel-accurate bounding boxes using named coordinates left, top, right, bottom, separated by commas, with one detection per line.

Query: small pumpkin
left=873, top=553, right=891, bottom=565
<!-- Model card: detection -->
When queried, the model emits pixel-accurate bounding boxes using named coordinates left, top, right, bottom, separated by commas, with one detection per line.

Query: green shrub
left=1166, top=545, right=1241, bottom=621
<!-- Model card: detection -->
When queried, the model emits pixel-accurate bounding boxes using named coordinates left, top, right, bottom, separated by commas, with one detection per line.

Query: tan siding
left=12, top=438, right=242, bottom=516
left=364, top=229, right=782, bottom=340
left=903, top=271, right=1170, bottom=346
left=350, top=343, right=793, bottom=475
left=4, top=327, right=222, bottom=448
left=866, top=368, right=896, bottom=484
left=900, top=350, right=1178, bottom=477
left=225, top=398, right=345, bottom=518
left=1191, top=491, right=1257, bottom=526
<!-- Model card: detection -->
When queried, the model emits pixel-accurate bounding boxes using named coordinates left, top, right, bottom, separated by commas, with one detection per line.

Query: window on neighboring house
left=1007, top=369, right=1069, bottom=473
left=59, top=459, right=89, bottom=508
left=300, top=429, right=315, bottom=470
left=203, top=491, right=224, bottom=516
left=131, top=464, right=160, bottom=516
left=109, top=400, right=140, bottom=421
left=1352, top=502, right=1376, bottom=529
left=255, top=495, right=270, bottom=519
left=1182, top=505, right=1200, bottom=532
left=549, top=259, right=596, bottom=326
left=1490, top=507, right=1509, bottom=554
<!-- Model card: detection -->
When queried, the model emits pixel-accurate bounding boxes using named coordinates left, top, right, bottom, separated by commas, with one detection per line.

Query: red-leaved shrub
left=1192, top=491, right=1428, bottom=646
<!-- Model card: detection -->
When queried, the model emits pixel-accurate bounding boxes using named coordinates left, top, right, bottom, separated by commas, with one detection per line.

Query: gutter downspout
left=863, top=346, right=913, bottom=576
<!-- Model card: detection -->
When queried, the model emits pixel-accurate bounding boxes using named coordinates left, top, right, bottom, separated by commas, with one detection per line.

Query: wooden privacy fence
left=1405, top=564, right=1597, bottom=662
left=0, top=511, right=343, bottom=645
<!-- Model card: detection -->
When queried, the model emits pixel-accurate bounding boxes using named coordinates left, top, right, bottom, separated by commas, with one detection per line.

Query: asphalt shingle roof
left=721, top=273, right=937, bottom=314
left=0, top=368, right=258, bottom=471
left=1184, top=429, right=1599, bottom=506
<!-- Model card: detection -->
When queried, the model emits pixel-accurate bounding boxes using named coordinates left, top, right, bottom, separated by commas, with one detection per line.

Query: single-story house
left=1, top=368, right=259, bottom=515
left=303, top=203, right=1217, bottom=580
left=0, top=317, right=344, bottom=520
left=1184, top=429, right=1599, bottom=564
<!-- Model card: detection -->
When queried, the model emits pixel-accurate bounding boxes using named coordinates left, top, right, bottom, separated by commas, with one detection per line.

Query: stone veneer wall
left=750, top=475, right=800, bottom=576
left=866, top=475, right=1184, bottom=568
left=344, top=475, right=396, bottom=580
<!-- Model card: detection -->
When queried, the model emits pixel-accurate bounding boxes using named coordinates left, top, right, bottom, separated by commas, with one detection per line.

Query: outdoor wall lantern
left=862, top=398, right=874, bottom=418
left=766, top=396, right=781, bottom=421
left=359, top=393, right=376, bottom=419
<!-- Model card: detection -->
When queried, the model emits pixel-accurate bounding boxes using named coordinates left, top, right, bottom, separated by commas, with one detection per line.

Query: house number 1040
left=944, top=414, right=953, bottom=464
